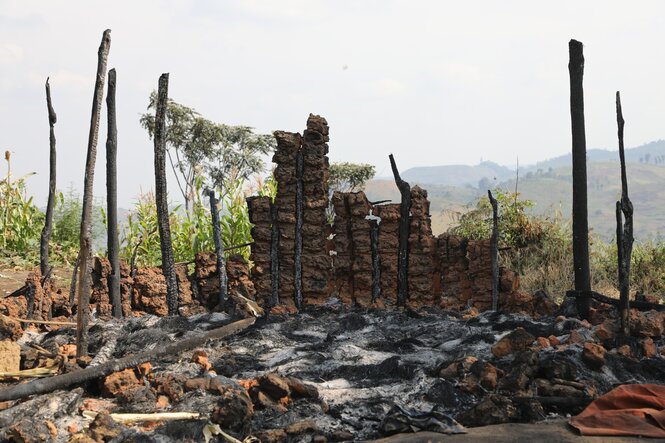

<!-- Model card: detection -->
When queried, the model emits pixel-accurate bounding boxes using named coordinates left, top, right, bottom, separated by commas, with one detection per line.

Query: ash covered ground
left=2, top=300, right=664, bottom=442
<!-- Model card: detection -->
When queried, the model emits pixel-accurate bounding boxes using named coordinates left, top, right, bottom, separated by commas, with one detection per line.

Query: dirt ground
left=0, top=266, right=71, bottom=297
left=370, top=419, right=651, bottom=443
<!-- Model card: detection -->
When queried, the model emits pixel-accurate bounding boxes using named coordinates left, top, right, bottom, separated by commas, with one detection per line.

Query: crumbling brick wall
left=331, top=192, right=373, bottom=306
left=438, top=233, right=496, bottom=310
left=248, top=115, right=512, bottom=311
left=261, top=115, right=333, bottom=311
left=301, top=115, right=333, bottom=303
left=247, top=196, right=273, bottom=307
left=407, top=186, right=438, bottom=306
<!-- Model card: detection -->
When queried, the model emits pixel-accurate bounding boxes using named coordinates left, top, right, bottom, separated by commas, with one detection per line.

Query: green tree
left=329, top=162, right=376, bottom=193
left=139, top=92, right=276, bottom=211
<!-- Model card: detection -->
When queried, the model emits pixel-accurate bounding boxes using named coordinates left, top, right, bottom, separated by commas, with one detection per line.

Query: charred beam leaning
left=105, top=68, right=121, bottom=318
left=389, top=154, right=411, bottom=306
left=488, top=190, right=499, bottom=311
left=206, top=189, right=228, bottom=307
left=76, top=29, right=111, bottom=357
left=569, top=39, right=592, bottom=320
left=39, top=78, right=57, bottom=279
left=153, top=73, right=179, bottom=316
left=270, top=202, right=280, bottom=307
left=615, top=91, right=634, bottom=336
left=294, top=149, right=304, bottom=309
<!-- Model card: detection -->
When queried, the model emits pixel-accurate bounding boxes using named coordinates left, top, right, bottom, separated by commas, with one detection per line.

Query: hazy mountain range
left=365, top=140, right=665, bottom=240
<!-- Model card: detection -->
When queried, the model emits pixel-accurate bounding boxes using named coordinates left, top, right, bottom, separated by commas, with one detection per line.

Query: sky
left=1, top=0, right=665, bottom=207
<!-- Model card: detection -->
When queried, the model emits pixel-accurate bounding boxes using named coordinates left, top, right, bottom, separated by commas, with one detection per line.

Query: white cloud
left=370, top=78, right=407, bottom=97
left=0, top=43, right=23, bottom=63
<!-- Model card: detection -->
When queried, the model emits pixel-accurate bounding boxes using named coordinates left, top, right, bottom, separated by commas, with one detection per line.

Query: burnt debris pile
left=1, top=306, right=664, bottom=442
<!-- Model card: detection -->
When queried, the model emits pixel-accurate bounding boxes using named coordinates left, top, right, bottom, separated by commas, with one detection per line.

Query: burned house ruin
left=247, top=114, right=526, bottom=314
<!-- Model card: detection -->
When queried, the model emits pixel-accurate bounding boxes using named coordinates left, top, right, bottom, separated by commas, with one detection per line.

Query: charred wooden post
left=389, top=154, right=411, bottom=306
left=39, top=78, right=57, bottom=278
left=153, top=73, right=179, bottom=316
left=69, top=254, right=80, bottom=306
left=76, top=29, right=111, bottom=357
left=615, top=91, right=633, bottom=336
left=105, top=68, right=121, bottom=318
left=206, top=189, right=228, bottom=306
left=294, top=150, right=304, bottom=309
left=368, top=213, right=382, bottom=304
left=569, top=39, right=592, bottom=320
left=488, top=190, right=499, bottom=311
left=270, top=202, right=280, bottom=307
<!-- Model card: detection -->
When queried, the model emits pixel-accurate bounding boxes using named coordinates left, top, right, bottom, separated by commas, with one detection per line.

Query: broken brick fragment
left=191, top=349, right=212, bottom=371
left=491, top=327, right=536, bottom=358
left=582, top=342, right=606, bottom=370
left=103, top=368, right=140, bottom=397
left=257, top=373, right=290, bottom=400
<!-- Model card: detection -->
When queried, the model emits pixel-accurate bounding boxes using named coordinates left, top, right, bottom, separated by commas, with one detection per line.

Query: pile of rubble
left=0, top=291, right=663, bottom=442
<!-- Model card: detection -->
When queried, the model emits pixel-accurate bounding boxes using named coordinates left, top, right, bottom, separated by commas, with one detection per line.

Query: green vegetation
left=329, top=162, right=376, bottom=193
left=139, top=92, right=276, bottom=211
left=450, top=189, right=665, bottom=302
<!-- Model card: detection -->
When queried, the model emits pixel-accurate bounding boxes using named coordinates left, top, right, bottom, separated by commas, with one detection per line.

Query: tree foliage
left=139, top=92, right=276, bottom=210
left=329, top=162, right=376, bottom=193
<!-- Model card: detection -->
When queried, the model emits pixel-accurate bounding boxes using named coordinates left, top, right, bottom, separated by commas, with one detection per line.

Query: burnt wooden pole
left=294, top=150, right=304, bottom=309
left=76, top=29, right=111, bottom=357
left=569, top=39, right=591, bottom=320
left=270, top=202, right=280, bottom=307
left=206, top=189, right=228, bottom=306
left=105, top=68, right=122, bottom=318
left=615, top=91, right=633, bottom=336
left=369, top=215, right=382, bottom=304
left=488, top=190, right=499, bottom=311
left=39, top=78, right=57, bottom=278
left=154, top=73, right=179, bottom=316
left=389, top=154, right=411, bottom=306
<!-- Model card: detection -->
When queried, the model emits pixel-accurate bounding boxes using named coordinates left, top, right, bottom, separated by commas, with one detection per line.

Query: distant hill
left=527, top=139, right=665, bottom=172
left=366, top=140, right=665, bottom=240
left=399, top=161, right=514, bottom=187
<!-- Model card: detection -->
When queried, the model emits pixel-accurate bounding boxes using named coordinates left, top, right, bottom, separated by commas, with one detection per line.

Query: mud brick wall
left=247, top=196, right=273, bottom=307
left=331, top=191, right=373, bottom=306
left=407, top=186, right=438, bottom=305
left=272, top=131, right=301, bottom=309
left=194, top=252, right=256, bottom=309
left=248, top=115, right=508, bottom=311
left=374, top=203, right=400, bottom=305
left=437, top=234, right=495, bottom=310
left=301, top=115, right=333, bottom=303
left=263, top=114, right=332, bottom=310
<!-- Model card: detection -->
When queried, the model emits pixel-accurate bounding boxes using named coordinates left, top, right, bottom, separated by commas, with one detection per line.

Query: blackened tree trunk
left=106, top=68, right=121, bottom=318
left=206, top=189, right=228, bottom=306
left=76, top=29, right=111, bottom=358
left=615, top=91, right=633, bottom=336
left=40, top=78, right=57, bottom=278
left=569, top=39, right=591, bottom=320
left=154, top=73, right=179, bottom=316
left=389, top=154, right=411, bottom=306
left=488, top=190, right=499, bottom=311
